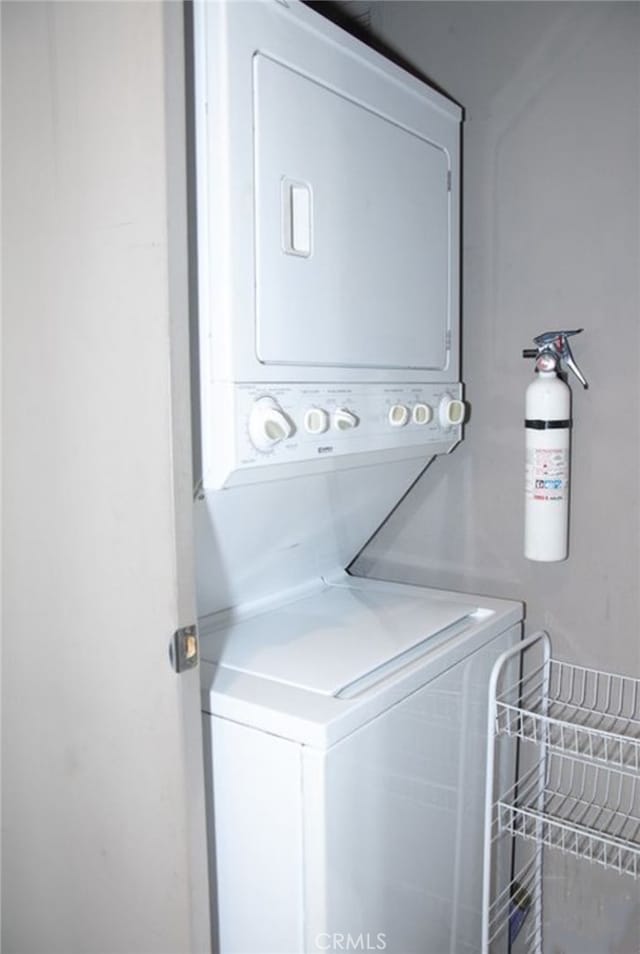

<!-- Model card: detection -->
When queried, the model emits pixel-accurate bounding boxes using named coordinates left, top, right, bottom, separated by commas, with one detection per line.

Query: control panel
left=210, top=382, right=466, bottom=477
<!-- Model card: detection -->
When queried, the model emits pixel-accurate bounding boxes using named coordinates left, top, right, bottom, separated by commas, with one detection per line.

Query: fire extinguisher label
left=525, top=448, right=568, bottom=501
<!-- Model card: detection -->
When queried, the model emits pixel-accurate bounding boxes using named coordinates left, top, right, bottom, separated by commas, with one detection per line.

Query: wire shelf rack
left=498, top=752, right=640, bottom=878
left=496, top=657, right=640, bottom=773
left=485, top=849, right=542, bottom=954
left=482, top=631, right=640, bottom=954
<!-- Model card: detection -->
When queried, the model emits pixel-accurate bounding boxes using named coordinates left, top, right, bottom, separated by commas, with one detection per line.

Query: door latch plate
left=170, top=625, right=199, bottom=673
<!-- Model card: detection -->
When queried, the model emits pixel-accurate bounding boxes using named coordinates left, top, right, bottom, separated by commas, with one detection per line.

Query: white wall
left=2, top=3, right=208, bottom=951
left=354, top=3, right=640, bottom=949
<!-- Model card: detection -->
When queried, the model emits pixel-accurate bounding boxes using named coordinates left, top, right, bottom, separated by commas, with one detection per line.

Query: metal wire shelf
left=496, top=657, right=640, bottom=773
left=485, top=849, right=542, bottom=954
left=498, top=752, right=640, bottom=879
left=482, top=631, right=640, bottom=954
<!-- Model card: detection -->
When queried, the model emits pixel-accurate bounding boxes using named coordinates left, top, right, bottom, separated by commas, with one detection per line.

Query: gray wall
left=2, top=3, right=209, bottom=950
left=355, top=4, right=640, bottom=950
left=357, top=1, right=640, bottom=676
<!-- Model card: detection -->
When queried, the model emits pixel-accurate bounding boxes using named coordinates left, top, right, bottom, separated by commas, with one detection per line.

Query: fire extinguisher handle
left=557, top=332, right=588, bottom=389
left=526, top=329, right=589, bottom=389
left=532, top=328, right=583, bottom=348
left=564, top=348, right=589, bottom=389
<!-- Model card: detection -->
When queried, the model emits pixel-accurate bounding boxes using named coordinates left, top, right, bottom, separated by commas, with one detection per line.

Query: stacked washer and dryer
left=191, top=2, right=521, bottom=952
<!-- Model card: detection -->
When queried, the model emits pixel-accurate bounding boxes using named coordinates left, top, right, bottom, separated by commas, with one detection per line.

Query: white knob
left=333, top=408, right=359, bottom=431
left=412, top=403, right=433, bottom=425
left=388, top=404, right=409, bottom=427
left=248, top=397, right=295, bottom=451
left=439, top=395, right=466, bottom=428
left=304, top=407, right=330, bottom=435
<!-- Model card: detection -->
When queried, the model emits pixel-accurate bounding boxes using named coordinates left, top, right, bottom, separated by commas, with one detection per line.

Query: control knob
left=388, top=404, right=409, bottom=427
left=412, top=403, right=433, bottom=425
left=304, top=407, right=330, bottom=435
left=333, top=408, right=359, bottom=431
left=248, top=397, right=295, bottom=452
left=439, top=394, right=467, bottom=429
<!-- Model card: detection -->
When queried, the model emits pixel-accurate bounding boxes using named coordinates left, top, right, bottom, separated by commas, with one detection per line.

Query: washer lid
left=201, top=584, right=471, bottom=697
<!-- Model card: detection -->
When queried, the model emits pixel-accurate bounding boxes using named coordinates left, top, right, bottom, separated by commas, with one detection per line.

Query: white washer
left=200, top=576, right=521, bottom=954
left=192, top=4, right=514, bottom=951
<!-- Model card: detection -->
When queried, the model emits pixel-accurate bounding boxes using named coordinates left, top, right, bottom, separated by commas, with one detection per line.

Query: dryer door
left=194, top=0, right=461, bottom=386
left=254, top=54, right=452, bottom=372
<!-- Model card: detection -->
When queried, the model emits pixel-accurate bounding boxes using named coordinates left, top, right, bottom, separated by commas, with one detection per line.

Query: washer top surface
left=199, top=582, right=472, bottom=696
left=199, top=577, right=523, bottom=747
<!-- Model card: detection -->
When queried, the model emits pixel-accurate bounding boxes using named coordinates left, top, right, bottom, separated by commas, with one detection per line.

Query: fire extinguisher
left=523, top=330, right=588, bottom=562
